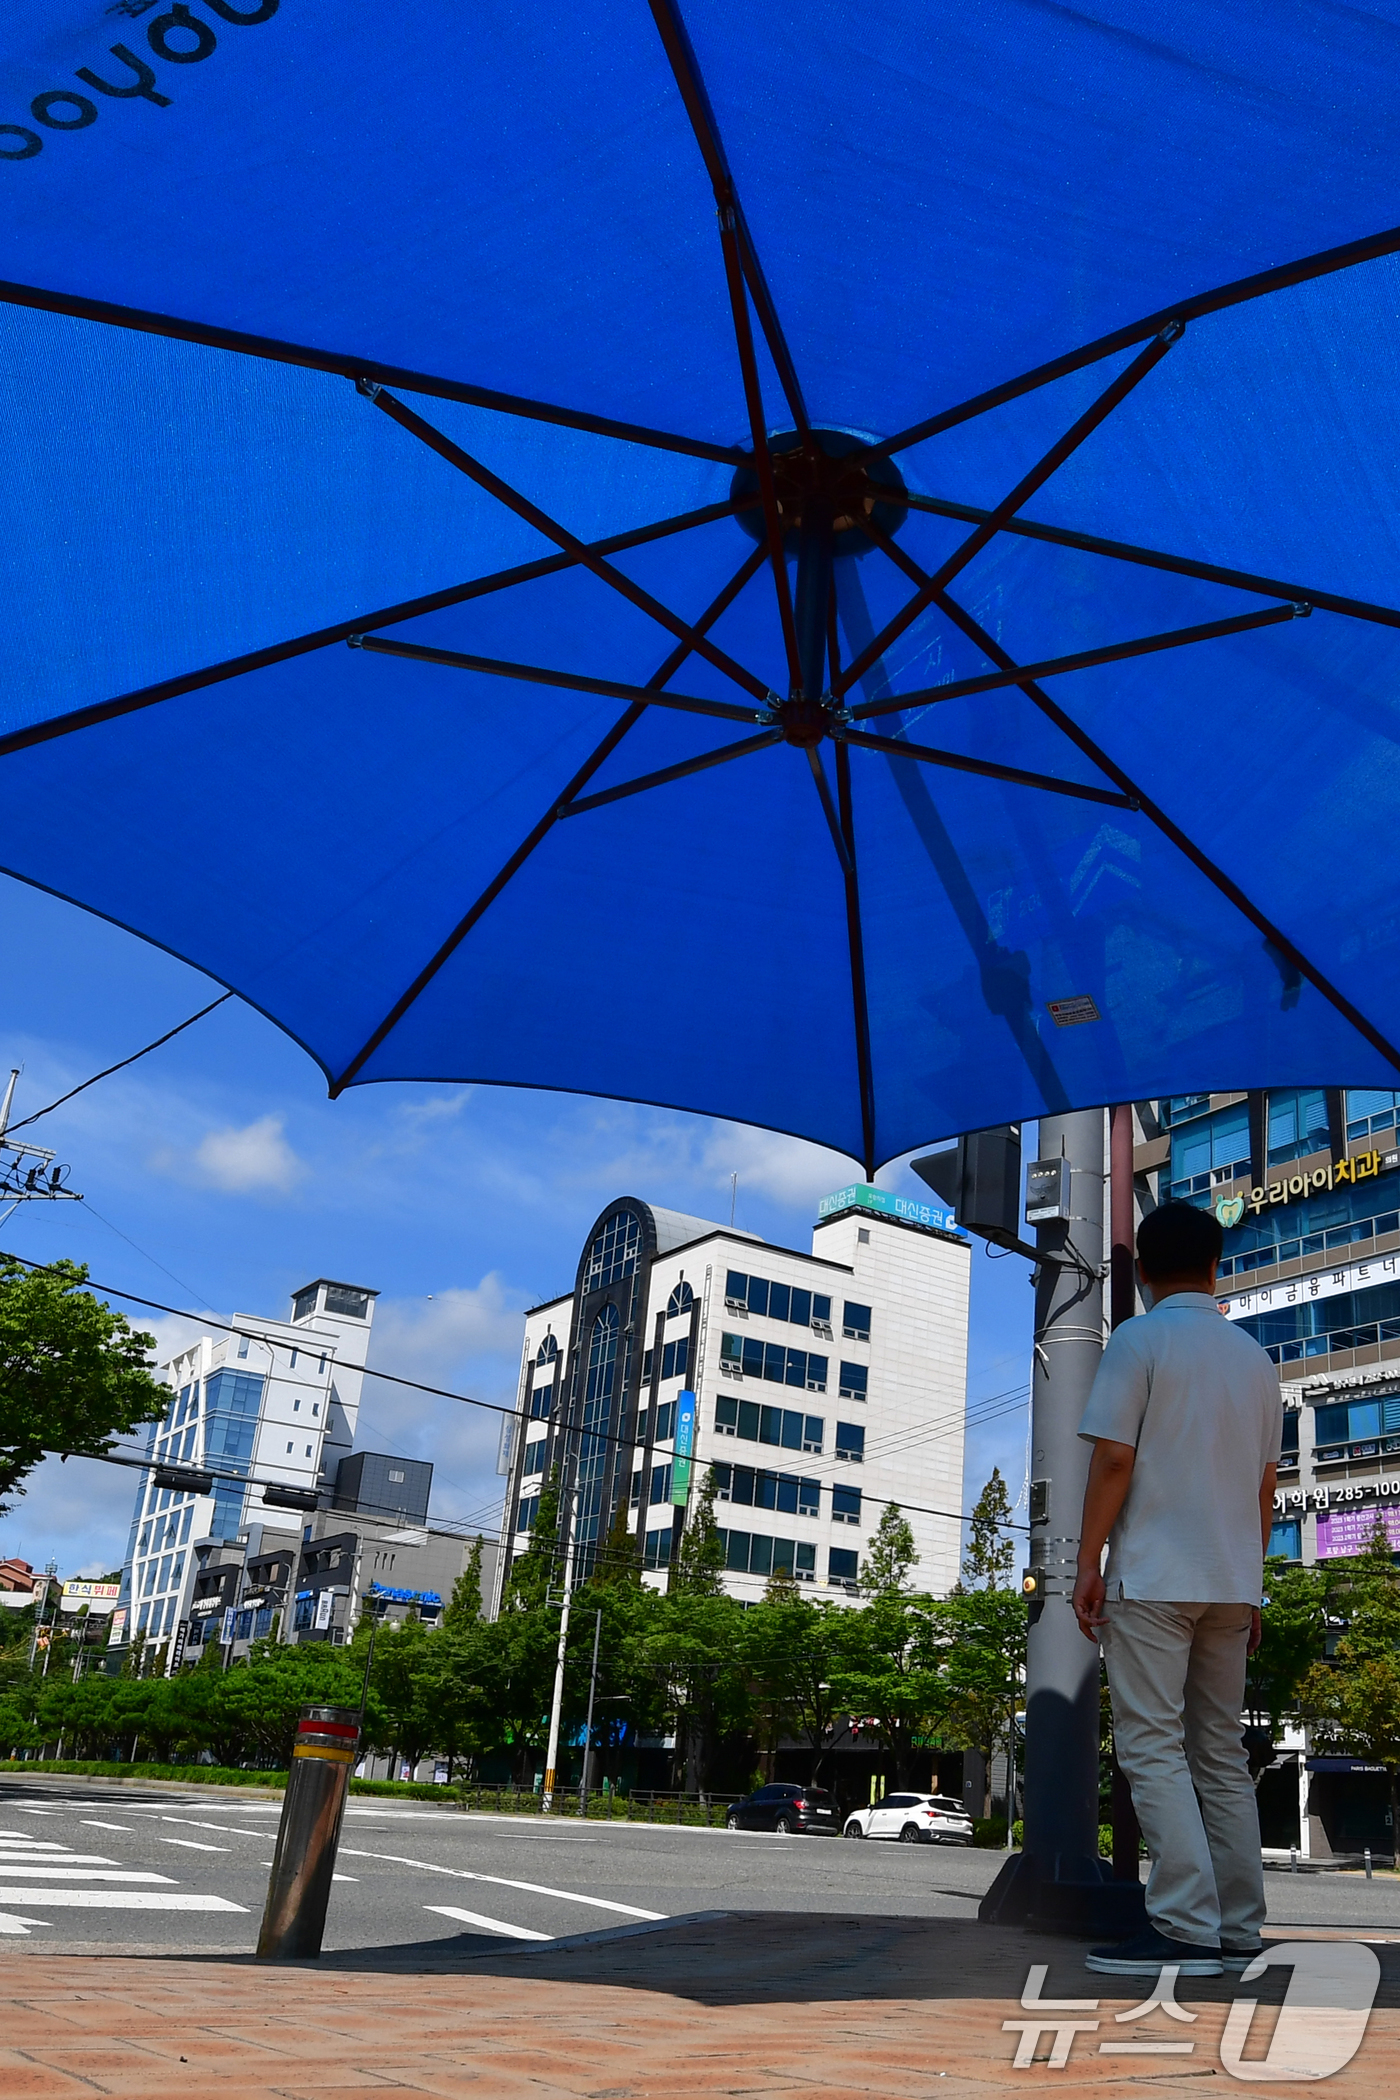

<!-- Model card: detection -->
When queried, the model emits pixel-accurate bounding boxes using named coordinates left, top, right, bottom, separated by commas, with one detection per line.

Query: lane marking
left=13, top=1807, right=56, bottom=1816
left=0, top=1912, right=44, bottom=1935
left=0, top=1853, right=121, bottom=1866
left=0, top=1889, right=247, bottom=1911
left=337, top=1847, right=665, bottom=1919
left=160, top=1839, right=228, bottom=1853
left=426, top=1904, right=552, bottom=1941
left=79, top=1821, right=132, bottom=1832
left=0, top=1866, right=175, bottom=1881
left=332, top=1874, right=357, bottom=1882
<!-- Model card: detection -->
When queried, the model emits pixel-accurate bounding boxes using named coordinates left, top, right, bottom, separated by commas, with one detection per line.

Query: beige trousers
left=1101, top=1599, right=1266, bottom=1946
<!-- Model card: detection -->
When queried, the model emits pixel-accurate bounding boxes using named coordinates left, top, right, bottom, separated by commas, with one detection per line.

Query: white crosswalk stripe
left=0, top=1867, right=175, bottom=1881
left=0, top=1890, right=247, bottom=1912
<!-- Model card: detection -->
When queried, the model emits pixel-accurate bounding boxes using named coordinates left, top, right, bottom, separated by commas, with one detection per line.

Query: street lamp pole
left=577, top=1608, right=603, bottom=1817
left=540, top=1486, right=579, bottom=1813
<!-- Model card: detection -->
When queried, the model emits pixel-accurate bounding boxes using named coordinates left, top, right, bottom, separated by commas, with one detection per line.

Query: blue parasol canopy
left=3, top=0, right=1400, bottom=1172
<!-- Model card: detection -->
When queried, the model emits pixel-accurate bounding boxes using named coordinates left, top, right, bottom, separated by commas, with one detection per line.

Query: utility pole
left=577, top=1608, right=602, bottom=1817
left=979, top=1109, right=1144, bottom=1934
left=540, top=1486, right=579, bottom=1813
left=1107, top=1102, right=1145, bottom=1883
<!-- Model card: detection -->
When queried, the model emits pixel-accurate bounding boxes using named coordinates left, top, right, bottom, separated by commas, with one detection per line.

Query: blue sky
left=0, top=876, right=1032, bottom=1585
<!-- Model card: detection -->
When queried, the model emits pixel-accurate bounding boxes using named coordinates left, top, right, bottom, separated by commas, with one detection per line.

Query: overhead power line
left=7, top=1250, right=1028, bottom=1537
left=5, top=993, right=233, bottom=1134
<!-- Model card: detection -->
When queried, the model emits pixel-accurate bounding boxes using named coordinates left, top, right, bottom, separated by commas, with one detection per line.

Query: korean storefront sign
left=1214, top=1147, right=1399, bottom=1229
left=1220, top=1251, right=1400, bottom=1321
left=670, top=1389, right=696, bottom=1505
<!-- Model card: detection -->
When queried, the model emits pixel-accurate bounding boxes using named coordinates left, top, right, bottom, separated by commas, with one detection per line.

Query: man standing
left=1072, top=1200, right=1281, bottom=1977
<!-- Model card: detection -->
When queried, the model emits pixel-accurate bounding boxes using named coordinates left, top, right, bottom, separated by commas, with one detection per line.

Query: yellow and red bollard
left=256, top=1705, right=361, bottom=1960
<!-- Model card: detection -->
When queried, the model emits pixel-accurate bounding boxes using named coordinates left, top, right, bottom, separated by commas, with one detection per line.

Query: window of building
left=1240, top=1279, right=1400, bottom=1371
left=832, top=1484, right=862, bottom=1524
left=713, top=1462, right=820, bottom=1517
left=293, top=1399, right=300, bottom=1413
left=643, top=1526, right=672, bottom=1569
left=643, top=1337, right=689, bottom=1384
left=138, top=1523, right=151, bottom=1556
left=719, top=1530, right=816, bottom=1580
left=583, top=1209, right=641, bottom=1292
left=714, top=1394, right=824, bottom=1452
left=290, top=1349, right=299, bottom=1369
left=1281, top=1412, right=1299, bottom=1463
left=312, top=1403, right=319, bottom=1419
left=1313, top=1395, right=1400, bottom=1452
left=838, top=1362, right=868, bottom=1401
left=637, top=1400, right=676, bottom=1447
left=667, top=1281, right=694, bottom=1319
left=179, top=1505, right=193, bottom=1544
left=1161, top=1095, right=1210, bottom=1127
left=294, top=1594, right=315, bottom=1630
left=388, top=1467, right=405, bottom=1483
left=529, top=1383, right=552, bottom=1419
left=286, top=1441, right=293, bottom=1454
left=536, top=1333, right=559, bottom=1365
left=835, top=1422, right=865, bottom=1462
left=649, top=1462, right=672, bottom=1505
left=237, top=1335, right=249, bottom=1359
left=516, top=1495, right=540, bottom=1533
left=843, top=1301, right=871, bottom=1341
left=857, top=1228, right=870, bottom=1244
left=828, top=1546, right=859, bottom=1583
left=719, top=1333, right=827, bottom=1390
left=1267, top=1518, right=1302, bottom=1560
left=629, top=1468, right=642, bottom=1506
left=137, top=1602, right=151, bottom=1635
left=1166, top=1099, right=1251, bottom=1198
left=1267, top=1088, right=1329, bottom=1168
left=723, top=1271, right=832, bottom=1327
left=292, top=1286, right=319, bottom=1321
left=324, top=1285, right=371, bottom=1319
left=523, top=1440, right=546, bottom=1476
left=1346, top=1089, right=1400, bottom=1143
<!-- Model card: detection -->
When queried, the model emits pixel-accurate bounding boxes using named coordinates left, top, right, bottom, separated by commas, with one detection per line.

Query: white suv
left=843, top=1792, right=975, bottom=1845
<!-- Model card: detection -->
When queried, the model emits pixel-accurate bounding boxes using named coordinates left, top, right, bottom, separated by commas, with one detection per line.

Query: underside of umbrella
left=2, top=0, right=1400, bottom=1170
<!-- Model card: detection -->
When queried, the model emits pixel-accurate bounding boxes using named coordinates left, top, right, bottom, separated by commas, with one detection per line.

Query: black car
left=725, top=1783, right=840, bottom=1835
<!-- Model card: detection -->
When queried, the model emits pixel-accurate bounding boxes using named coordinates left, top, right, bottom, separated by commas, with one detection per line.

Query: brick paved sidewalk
left=2, top=1914, right=1398, bottom=2098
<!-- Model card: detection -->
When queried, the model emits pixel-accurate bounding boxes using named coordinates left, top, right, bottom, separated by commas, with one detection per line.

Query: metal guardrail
left=455, top=1785, right=744, bottom=1824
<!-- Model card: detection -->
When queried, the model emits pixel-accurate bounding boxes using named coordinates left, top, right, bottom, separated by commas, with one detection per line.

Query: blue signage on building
left=818, top=1181, right=958, bottom=1233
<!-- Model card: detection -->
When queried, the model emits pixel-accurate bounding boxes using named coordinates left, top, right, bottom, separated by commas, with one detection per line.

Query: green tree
left=1247, top=1557, right=1330, bottom=1737
left=962, top=1468, right=1016, bottom=1590
left=862, top=1503, right=918, bottom=1596
left=1299, top=1523, right=1400, bottom=1848
left=939, top=1585, right=1028, bottom=1812
left=670, top=1469, right=724, bottom=1596
left=743, top=1592, right=848, bottom=1784
left=830, top=1592, right=948, bottom=1787
left=593, top=1491, right=641, bottom=1587
left=0, top=1258, right=167, bottom=1510
left=444, top=1537, right=484, bottom=1628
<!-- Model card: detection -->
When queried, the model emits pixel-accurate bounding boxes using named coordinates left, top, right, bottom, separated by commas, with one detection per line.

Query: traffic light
left=912, top=1126, right=1023, bottom=1248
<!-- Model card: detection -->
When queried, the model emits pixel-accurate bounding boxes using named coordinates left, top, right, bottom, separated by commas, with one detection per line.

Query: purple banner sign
left=1315, top=1502, right=1400, bottom=1558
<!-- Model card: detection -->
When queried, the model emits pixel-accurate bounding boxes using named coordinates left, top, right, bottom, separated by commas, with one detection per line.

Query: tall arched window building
left=494, top=1190, right=971, bottom=1607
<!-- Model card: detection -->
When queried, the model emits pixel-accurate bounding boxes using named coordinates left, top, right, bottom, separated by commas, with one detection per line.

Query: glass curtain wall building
left=1137, top=1091, right=1400, bottom=1568
left=493, top=1191, right=971, bottom=1609
left=116, top=1279, right=377, bottom=1661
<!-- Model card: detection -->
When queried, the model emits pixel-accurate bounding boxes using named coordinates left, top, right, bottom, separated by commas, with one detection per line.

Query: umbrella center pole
left=792, top=501, right=833, bottom=706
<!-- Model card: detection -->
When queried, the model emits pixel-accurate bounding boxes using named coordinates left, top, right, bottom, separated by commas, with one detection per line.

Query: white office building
left=494, top=1188, right=970, bottom=1608
left=117, top=1279, right=377, bottom=1651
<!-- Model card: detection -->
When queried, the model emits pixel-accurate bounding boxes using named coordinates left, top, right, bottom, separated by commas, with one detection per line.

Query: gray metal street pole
left=980, top=1108, right=1144, bottom=1934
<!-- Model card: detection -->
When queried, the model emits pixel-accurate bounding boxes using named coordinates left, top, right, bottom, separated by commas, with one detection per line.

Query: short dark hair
left=1136, top=1201, right=1223, bottom=1280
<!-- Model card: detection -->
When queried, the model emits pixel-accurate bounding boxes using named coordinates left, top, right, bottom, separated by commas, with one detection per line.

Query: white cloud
left=699, top=1123, right=854, bottom=1211
left=189, top=1114, right=305, bottom=1193
left=369, top=1275, right=525, bottom=1385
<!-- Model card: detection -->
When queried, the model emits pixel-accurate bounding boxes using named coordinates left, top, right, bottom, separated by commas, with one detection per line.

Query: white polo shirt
left=1078, top=1293, right=1282, bottom=1604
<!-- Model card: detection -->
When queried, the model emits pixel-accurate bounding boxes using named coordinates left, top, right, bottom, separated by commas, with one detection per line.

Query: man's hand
left=1248, top=1606, right=1262, bottom=1655
left=1072, top=1566, right=1107, bottom=1643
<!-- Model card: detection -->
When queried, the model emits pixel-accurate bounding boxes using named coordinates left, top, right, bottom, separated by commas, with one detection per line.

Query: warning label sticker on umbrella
left=1046, top=995, right=1101, bottom=1027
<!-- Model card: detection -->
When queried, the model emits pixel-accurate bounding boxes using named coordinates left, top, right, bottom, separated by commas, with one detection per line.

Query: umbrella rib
left=329, top=550, right=767, bottom=1094
left=867, top=220, right=1400, bottom=460
left=0, top=277, right=743, bottom=468
left=890, top=491, right=1400, bottom=634
left=933, top=586, right=1400, bottom=1079
left=362, top=383, right=770, bottom=703
left=559, top=730, right=781, bottom=819
left=836, top=727, right=1136, bottom=808
left=644, top=0, right=810, bottom=437
left=834, top=731, right=876, bottom=1183
left=805, top=745, right=854, bottom=877
left=848, top=603, right=1306, bottom=719
left=350, top=637, right=760, bottom=726
left=717, top=211, right=804, bottom=695
left=0, top=497, right=746, bottom=762
left=832, top=329, right=1181, bottom=698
